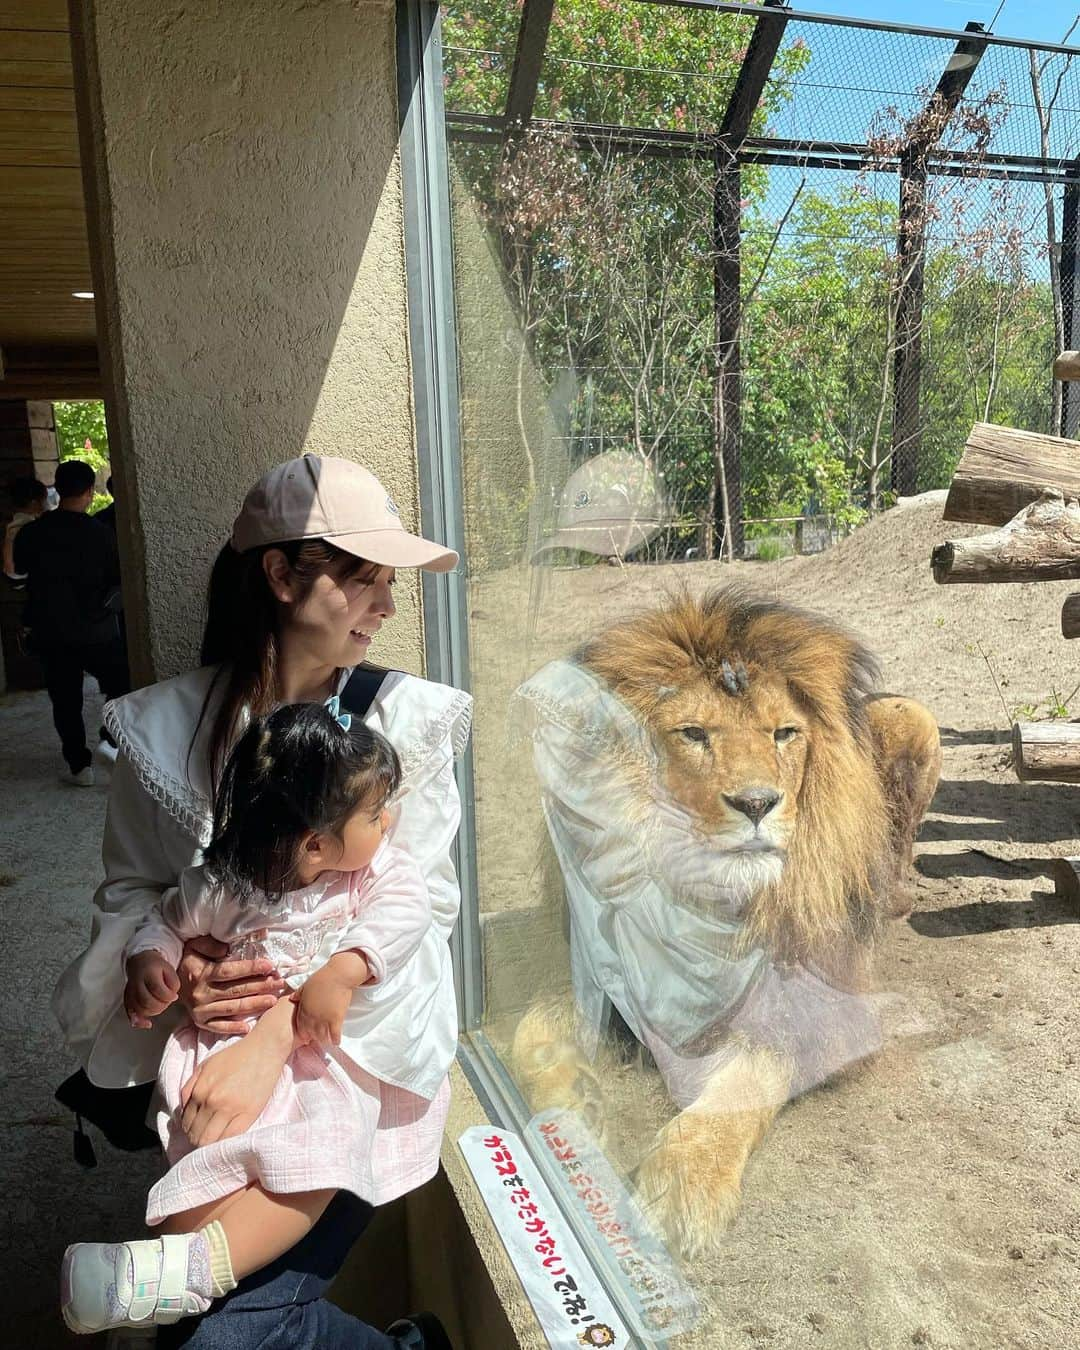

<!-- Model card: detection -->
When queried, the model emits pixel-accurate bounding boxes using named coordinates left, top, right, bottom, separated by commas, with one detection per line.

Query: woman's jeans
left=158, top=1192, right=409, bottom=1350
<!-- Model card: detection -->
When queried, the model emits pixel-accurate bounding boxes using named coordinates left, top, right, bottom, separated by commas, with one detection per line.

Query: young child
left=61, top=701, right=436, bottom=1336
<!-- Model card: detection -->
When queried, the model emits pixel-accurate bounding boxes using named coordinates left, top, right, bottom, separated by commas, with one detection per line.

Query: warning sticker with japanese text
left=459, top=1125, right=632, bottom=1349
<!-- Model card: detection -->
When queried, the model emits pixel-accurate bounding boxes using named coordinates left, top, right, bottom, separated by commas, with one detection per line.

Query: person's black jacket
left=13, top=508, right=122, bottom=646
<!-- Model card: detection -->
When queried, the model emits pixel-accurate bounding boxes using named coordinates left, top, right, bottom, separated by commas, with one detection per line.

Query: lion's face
left=577, top=586, right=897, bottom=961
left=651, top=663, right=808, bottom=863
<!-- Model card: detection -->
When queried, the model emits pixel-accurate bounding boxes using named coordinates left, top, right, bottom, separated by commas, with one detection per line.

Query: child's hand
left=124, top=951, right=181, bottom=1029
left=293, top=953, right=368, bottom=1047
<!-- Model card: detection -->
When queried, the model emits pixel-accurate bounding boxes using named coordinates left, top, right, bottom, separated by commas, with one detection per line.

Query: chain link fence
left=443, top=2, right=1080, bottom=566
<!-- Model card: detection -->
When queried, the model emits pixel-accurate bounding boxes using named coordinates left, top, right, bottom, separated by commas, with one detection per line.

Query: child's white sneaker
left=61, top=1236, right=210, bottom=1335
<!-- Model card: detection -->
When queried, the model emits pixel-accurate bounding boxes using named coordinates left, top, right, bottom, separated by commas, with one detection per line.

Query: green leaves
left=54, top=400, right=109, bottom=473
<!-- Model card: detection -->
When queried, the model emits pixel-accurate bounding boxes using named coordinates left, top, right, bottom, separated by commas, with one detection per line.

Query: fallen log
left=1053, top=351, right=1080, bottom=382
left=1051, top=857, right=1080, bottom=904
left=943, top=422, right=1080, bottom=526
left=1062, top=593, right=1080, bottom=639
left=931, top=490, right=1080, bottom=585
left=1012, top=720, right=1080, bottom=784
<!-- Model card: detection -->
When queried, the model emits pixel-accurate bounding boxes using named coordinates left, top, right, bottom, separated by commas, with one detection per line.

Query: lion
left=510, top=587, right=940, bottom=1258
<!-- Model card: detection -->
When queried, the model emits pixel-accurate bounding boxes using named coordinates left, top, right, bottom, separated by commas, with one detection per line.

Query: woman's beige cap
left=231, top=454, right=458, bottom=572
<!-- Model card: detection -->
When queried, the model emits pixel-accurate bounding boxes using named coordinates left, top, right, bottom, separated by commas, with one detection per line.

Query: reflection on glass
left=509, top=592, right=940, bottom=1262
left=440, top=2, right=1067, bottom=1340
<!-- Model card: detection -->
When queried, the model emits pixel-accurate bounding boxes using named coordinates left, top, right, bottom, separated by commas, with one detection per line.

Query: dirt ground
left=468, top=494, right=1080, bottom=1349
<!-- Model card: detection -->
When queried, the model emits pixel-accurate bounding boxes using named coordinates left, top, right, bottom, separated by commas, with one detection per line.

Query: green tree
left=53, top=400, right=109, bottom=473
left=444, top=2, right=1056, bottom=554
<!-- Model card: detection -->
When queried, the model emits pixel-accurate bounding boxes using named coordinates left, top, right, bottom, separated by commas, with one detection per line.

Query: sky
left=802, top=0, right=1079, bottom=46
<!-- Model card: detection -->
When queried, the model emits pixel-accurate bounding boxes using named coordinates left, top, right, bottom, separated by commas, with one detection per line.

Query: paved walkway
left=0, top=683, right=160, bottom=1348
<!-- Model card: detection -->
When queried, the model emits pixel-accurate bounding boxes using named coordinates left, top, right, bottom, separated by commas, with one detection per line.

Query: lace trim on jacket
left=103, top=700, right=212, bottom=844
left=401, top=688, right=473, bottom=780
left=103, top=685, right=474, bottom=847
left=511, top=663, right=641, bottom=755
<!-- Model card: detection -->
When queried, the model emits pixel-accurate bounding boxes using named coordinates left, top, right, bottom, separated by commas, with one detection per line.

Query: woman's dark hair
left=195, top=538, right=379, bottom=789
left=203, top=702, right=401, bottom=907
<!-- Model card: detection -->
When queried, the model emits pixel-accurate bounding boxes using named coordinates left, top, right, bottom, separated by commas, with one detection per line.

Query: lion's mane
left=577, top=587, right=893, bottom=974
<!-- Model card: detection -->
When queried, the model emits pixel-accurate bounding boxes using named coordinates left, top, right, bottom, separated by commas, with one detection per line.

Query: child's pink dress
left=124, top=842, right=443, bottom=1224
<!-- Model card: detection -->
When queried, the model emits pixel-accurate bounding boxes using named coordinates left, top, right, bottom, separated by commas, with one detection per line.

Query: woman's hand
left=179, top=998, right=296, bottom=1147
left=124, top=951, right=180, bottom=1029
left=293, top=952, right=368, bottom=1047
left=177, top=936, right=287, bottom=1036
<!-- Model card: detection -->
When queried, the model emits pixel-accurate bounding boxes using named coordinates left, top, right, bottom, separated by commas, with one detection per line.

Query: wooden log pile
left=933, top=377, right=1080, bottom=900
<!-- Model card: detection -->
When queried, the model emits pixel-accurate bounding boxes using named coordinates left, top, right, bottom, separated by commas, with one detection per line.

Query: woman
left=53, top=454, right=469, bottom=1350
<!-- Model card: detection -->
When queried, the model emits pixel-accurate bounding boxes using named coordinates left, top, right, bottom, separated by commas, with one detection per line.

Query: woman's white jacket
left=52, top=664, right=472, bottom=1093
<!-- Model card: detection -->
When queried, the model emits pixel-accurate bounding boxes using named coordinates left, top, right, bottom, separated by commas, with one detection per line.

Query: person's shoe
left=60, top=766, right=95, bottom=788
left=386, top=1312, right=455, bottom=1350
left=61, top=1238, right=209, bottom=1335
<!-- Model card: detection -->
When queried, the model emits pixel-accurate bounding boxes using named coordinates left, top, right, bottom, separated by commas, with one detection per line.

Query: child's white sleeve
left=124, top=865, right=222, bottom=970
left=332, top=849, right=432, bottom=985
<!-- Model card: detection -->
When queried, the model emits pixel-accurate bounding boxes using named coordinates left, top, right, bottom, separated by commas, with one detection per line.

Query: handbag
left=54, top=1073, right=157, bottom=1167
left=55, top=664, right=393, bottom=1167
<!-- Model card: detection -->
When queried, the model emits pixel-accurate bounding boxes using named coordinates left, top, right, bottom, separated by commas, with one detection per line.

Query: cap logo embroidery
left=385, top=496, right=400, bottom=516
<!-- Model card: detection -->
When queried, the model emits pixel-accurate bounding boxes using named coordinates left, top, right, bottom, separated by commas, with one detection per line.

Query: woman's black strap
left=339, top=664, right=393, bottom=718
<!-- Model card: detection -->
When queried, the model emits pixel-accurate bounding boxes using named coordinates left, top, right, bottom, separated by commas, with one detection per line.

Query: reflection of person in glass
left=512, top=589, right=940, bottom=1258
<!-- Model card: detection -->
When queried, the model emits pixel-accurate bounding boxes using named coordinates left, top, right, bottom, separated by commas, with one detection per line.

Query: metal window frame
left=396, top=0, right=483, bottom=1037
left=396, top=9, right=671, bottom=1343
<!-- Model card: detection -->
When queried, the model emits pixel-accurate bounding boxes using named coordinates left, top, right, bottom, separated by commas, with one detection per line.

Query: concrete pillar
left=69, top=0, right=422, bottom=684
left=0, top=399, right=60, bottom=689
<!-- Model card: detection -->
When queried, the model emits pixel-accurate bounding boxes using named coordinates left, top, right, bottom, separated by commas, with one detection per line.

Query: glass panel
left=437, top=3, right=1072, bottom=1342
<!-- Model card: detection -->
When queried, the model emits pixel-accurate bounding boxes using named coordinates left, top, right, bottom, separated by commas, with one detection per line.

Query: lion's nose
left=723, top=787, right=781, bottom=825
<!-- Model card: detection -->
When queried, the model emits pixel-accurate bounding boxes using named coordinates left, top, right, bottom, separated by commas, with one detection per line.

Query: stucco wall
left=74, top=0, right=422, bottom=681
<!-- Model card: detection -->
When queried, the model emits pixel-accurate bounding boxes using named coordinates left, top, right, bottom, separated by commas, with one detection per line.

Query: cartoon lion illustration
left=510, top=588, right=940, bottom=1258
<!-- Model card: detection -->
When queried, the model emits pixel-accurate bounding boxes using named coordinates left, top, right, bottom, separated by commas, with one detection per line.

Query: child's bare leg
left=158, top=1184, right=253, bottom=1236
left=172, top=1185, right=336, bottom=1281
left=62, top=1186, right=335, bottom=1336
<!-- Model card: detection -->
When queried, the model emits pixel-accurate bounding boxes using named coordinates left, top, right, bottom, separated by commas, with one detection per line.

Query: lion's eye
left=678, top=725, right=709, bottom=745
left=774, top=726, right=799, bottom=745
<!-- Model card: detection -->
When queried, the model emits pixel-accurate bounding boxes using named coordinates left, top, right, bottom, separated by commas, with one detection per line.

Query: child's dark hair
left=203, top=702, right=401, bottom=906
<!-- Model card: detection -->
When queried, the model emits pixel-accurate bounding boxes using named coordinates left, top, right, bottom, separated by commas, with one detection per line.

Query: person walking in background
left=3, top=474, right=49, bottom=584
left=13, top=458, right=130, bottom=786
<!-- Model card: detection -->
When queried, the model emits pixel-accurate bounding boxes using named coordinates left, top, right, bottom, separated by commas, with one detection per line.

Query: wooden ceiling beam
left=0, top=86, right=75, bottom=110
left=0, top=107, right=77, bottom=130
left=0, top=29, right=70, bottom=61
left=0, top=60, right=73, bottom=89
left=0, top=6, right=95, bottom=352
left=0, top=1, right=69, bottom=31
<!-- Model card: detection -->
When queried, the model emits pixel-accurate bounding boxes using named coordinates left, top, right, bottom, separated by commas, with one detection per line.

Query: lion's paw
left=632, top=1116, right=743, bottom=1261
left=511, top=1008, right=609, bottom=1140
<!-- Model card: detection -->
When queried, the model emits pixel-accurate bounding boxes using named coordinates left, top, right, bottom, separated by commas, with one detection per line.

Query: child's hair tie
left=324, top=694, right=352, bottom=732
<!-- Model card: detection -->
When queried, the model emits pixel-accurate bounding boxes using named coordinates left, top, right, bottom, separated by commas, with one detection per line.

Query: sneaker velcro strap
left=152, top=1235, right=193, bottom=1325
left=125, top=1236, right=189, bottom=1325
